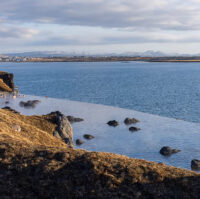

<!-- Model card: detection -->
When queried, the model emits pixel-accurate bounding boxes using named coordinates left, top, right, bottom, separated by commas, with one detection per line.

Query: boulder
left=191, top=159, right=200, bottom=170
left=55, top=112, right=74, bottom=148
left=160, top=146, right=181, bottom=156
left=107, top=120, right=119, bottom=127
left=124, top=117, right=140, bottom=125
left=19, top=100, right=41, bottom=108
left=83, top=134, right=94, bottom=140
left=129, top=126, right=141, bottom=132
left=67, top=115, right=84, bottom=123
left=76, top=139, right=84, bottom=145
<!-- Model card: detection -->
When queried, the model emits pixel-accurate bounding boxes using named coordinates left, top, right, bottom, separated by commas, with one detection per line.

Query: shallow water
left=0, top=61, right=200, bottom=123
left=1, top=95, right=200, bottom=171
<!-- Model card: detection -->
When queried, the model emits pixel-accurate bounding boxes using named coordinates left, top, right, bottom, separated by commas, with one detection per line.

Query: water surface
left=1, top=95, right=200, bottom=171
left=0, top=61, right=200, bottom=122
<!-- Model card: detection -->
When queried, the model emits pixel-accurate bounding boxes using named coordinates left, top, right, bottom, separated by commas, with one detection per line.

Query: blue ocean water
left=0, top=61, right=200, bottom=123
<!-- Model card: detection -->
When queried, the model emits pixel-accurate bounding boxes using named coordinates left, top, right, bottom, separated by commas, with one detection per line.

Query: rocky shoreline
left=1, top=71, right=200, bottom=198
left=0, top=107, right=200, bottom=198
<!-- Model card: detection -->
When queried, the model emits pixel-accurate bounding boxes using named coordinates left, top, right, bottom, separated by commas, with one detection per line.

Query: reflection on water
left=1, top=94, right=200, bottom=171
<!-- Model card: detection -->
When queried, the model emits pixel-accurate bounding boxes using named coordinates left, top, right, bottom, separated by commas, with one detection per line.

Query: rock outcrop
left=54, top=111, right=74, bottom=148
left=0, top=71, right=14, bottom=92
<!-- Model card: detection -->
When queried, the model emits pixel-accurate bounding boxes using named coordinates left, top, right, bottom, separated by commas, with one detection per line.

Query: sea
left=0, top=61, right=200, bottom=170
left=0, top=61, right=200, bottom=123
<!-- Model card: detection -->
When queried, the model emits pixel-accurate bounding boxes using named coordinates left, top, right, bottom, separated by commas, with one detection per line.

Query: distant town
left=1, top=55, right=200, bottom=63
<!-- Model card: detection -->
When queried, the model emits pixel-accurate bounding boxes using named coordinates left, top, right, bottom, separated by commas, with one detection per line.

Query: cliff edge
left=0, top=71, right=14, bottom=92
left=0, top=108, right=200, bottom=198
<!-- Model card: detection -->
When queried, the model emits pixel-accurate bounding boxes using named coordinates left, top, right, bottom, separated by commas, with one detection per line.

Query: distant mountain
left=3, top=51, right=75, bottom=58
left=2, top=50, right=197, bottom=58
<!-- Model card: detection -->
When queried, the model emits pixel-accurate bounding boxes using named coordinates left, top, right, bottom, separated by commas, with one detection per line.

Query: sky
left=1, top=0, right=200, bottom=54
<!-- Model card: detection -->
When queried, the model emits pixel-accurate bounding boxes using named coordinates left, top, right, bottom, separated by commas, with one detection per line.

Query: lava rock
left=76, top=139, right=84, bottom=145
left=124, top=117, right=140, bottom=125
left=129, top=126, right=141, bottom=132
left=191, top=159, right=200, bottom=170
left=160, top=146, right=181, bottom=156
left=107, top=120, right=119, bottom=127
left=56, top=112, right=74, bottom=148
left=19, top=100, right=41, bottom=108
left=67, top=116, right=84, bottom=123
left=83, top=134, right=94, bottom=140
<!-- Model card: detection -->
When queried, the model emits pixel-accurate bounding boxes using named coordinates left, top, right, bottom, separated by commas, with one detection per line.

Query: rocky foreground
left=0, top=108, right=200, bottom=198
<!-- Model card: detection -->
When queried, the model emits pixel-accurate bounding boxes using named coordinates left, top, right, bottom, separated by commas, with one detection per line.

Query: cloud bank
left=1, top=0, right=200, bottom=53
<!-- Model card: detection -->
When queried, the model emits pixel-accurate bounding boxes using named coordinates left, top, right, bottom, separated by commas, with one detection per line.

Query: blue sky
left=1, top=0, right=200, bottom=54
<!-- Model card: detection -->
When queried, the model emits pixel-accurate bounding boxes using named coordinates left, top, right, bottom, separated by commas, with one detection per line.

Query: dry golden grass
left=0, top=79, right=12, bottom=92
left=0, top=109, right=66, bottom=148
left=0, top=108, right=200, bottom=198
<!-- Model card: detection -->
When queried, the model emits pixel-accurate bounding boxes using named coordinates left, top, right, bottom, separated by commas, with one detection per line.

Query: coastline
left=0, top=95, right=200, bottom=198
left=2, top=56, right=200, bottom=63
left=1, top=93, right=200, bottom=170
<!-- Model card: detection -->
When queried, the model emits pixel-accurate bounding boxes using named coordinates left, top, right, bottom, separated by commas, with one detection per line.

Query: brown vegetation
left=0, top=108, right=200, bottom=198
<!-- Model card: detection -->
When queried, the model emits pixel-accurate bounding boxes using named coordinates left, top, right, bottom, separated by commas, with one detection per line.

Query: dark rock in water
left=160, top=146, right=181, bottom=156
left=56, top=112, right=73, bottom=148
left=191, top=159, right=200, bottom=170
left=2, top=106, right=20, bottom=114
left=107, top=120, right=119, bottom=127
left=83, top=134, right=94, bottom=140
left=5, top=101, right=9, bottom=104
left=124, top=117, right=140, bottom=125
left=129, top=126, right=141, bottom=132
left=76, top=139, right=84, bottom=145
left=19, top=100, right=41, bottom=108
left=67, top=115, right=84, bottom=123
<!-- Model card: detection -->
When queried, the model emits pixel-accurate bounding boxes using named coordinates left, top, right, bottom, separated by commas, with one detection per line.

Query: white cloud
left=1, top=0, right=200, bottom=53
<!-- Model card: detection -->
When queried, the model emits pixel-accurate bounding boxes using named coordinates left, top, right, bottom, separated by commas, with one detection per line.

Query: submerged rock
left=83, top=134, right=94, bottom=140
left=19, top=100, right=41, bottom=108
left=67, top=115, right=84, bottom=123
left=107, top=120, right=119, bottom=127
left=76, top=139, right=84, bottom=145
left=124, top=117, right=140, bottom=125
left=191, top=159, right=200, bottom=170
left=160, top=146, right=181, bottom=156
left=129, top=126, right=141, bottom=132
left=56, top=112, right=74, bottom=148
